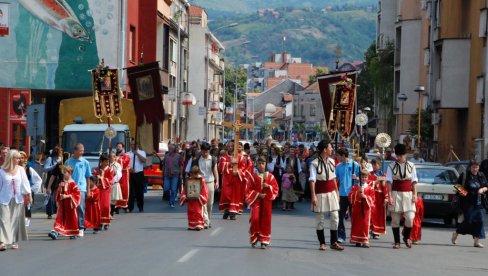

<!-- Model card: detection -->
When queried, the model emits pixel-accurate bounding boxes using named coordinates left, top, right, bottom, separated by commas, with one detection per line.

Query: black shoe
left=139, top=208, right=144, bottom=213
left=355, top=243, right=361, bottom=247
left=229, top=214, right=236, bottom=220
left=223, top=211, right=229, bottom=220
left=103, top=225, right=109, bottom=230
left=115, top=208, right=120, bottom=214
left=129, top=209, right=133, bottom=213
left=124, top=208, right=129, bottom=213
left=48, top=231, right=58, bottom=240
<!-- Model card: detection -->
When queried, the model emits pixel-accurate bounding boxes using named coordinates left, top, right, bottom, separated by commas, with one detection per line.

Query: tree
left=408, top=106, right=433, bottom=147
left=224, top=65, right=248, bottom=107
left=357, top=41, right=395, bottom=132
left=308, top=68, right=328, bottom=85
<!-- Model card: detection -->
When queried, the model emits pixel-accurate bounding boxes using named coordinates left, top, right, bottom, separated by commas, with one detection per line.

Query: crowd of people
left=0, top=137, right=486, bottom=252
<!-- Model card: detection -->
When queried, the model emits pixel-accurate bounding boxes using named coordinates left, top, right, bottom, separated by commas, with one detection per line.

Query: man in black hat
left=385, top=143, right=418, bottom=249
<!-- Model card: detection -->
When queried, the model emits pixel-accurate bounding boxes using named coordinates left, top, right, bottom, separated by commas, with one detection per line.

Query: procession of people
left=0, top=137, right=487, bottom=252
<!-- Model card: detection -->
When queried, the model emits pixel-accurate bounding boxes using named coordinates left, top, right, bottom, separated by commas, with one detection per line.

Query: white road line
left=210, top=227, right=222, bottom=237
left=177, top=249, right=199, bottom=263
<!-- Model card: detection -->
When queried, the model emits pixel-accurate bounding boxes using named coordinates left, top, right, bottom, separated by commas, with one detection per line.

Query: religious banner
left=91, top=62, right=123, bottom=121
left=317, top=71, right=358, bottom=139
left=126, top=62, right=165, bottom=152
left=0, top=3, right=10, bottom=36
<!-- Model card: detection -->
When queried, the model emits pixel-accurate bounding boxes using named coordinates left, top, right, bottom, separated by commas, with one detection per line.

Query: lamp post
left=414, top=85, right=425, bottom=148
left=398, top=93, right=408, bottom=135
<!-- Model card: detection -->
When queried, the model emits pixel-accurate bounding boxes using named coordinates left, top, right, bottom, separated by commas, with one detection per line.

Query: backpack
left=190, top=156, right=217, bottom=178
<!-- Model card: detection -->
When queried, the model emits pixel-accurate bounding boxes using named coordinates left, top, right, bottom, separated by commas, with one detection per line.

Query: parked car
left=445, top=160, right=470, bottom=176
left=144, top=152, right=164, bottom=188
left=415, top=165, right=460, bottom=225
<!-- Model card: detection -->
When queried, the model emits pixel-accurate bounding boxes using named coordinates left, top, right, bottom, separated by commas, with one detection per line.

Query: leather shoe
left=330, top=242, right=344, bottom=251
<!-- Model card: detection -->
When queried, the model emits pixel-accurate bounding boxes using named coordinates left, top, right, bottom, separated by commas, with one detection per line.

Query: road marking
left=177, top=249, right=199, bottom=263
left=210, top=227, right=222, bottom=237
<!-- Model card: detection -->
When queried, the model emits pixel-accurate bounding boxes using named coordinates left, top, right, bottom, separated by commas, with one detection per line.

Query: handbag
left=110, top=182, right=123, bottom=201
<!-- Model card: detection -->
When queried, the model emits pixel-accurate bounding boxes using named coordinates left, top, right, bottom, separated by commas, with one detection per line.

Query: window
left=129, top=25, right=136, bottom=63
left=169, top=75, right=176, bottom=89
left=310, top=105, right=316, bottom=117
left=162, top=25, right=169, bottom=70
left=169, top=39, right=177, bottom=63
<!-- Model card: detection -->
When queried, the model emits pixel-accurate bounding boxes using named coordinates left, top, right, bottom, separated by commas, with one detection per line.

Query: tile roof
left=189, top=5, right=205, bottom=17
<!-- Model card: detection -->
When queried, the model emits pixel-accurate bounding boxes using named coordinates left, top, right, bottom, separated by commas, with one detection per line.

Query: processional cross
left=222, top=111, right=254, bottom=171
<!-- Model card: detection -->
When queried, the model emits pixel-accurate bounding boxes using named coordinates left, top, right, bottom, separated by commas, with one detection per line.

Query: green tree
left=357, top=41, right=394, bottom=132
left=308, top=68, right=328, bottom=85
left=408, top=106, right=433, bottom=147
left=224, top=65, right=248, bottom=107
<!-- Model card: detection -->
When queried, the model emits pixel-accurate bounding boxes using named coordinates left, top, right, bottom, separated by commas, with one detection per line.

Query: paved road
left=1, top=190, right=487, bottom=276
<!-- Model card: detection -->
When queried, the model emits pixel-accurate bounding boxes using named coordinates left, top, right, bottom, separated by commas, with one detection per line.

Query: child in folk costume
left=48, top=165, right=81, bottom=240
left=180, top=165, right=208, bottom=231
left=368, top=158, right=389, bottom=239
left=281, top=165, right=298, bottom=211
left=246, top=156, right=279, bottom=249
left=348, top=169, right=375, bottom=248
left=85, top=178, right=101, bottom=233
left=93, top=154, right=114, bottom=230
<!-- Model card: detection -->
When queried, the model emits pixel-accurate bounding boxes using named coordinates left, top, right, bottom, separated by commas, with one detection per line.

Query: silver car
left=415, top=165, right=460, bottom=225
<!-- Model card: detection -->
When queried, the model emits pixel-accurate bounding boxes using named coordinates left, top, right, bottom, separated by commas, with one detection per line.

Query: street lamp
left=414, top=85, right=425, bottom=148
left=398, top=93, right=408, bottom=135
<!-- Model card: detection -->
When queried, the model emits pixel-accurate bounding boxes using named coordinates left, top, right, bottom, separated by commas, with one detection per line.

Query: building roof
left=189, top=5, right=205, bottom=17
left=305, top=81, right=320, bottom=93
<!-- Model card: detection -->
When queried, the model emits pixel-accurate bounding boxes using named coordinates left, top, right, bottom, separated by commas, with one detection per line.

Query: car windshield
left=62, top=131, right=126, bottom=155
left=417, top=168, right=458, bottom=184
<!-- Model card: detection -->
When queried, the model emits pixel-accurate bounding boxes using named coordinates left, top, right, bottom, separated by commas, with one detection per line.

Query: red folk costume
left=219, top=152, right=249, bottom=214
left=94, top=166, right=114, bottom=225
left=115, top=153, right=131, bottom=208
left=180, top=177, right=208, bottom=230
left=246, top=171, right=279, bottom=246
left=53, top=180, right=81, bottom=236
left=85, top=185, right=101, bottom=230
left=410, top=197, right=424, bottom=242
left=348, top=183, right=375, bottom=244
left=368, top=171, right=389, bottom=235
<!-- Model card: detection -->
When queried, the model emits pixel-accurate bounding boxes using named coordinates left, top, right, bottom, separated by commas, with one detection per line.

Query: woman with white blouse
left=0, top=149, right=32, bottom=251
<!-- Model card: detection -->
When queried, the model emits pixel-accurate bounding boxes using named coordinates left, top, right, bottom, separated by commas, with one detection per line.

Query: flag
left=317, top=70, right=358, bottom=139
left=126, top=62, right=165, bottom=152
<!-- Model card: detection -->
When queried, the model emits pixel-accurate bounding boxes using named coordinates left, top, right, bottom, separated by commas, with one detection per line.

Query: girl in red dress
left=84, top=179, right=101, bottom=233
left=180, top=166, right=208, bottom=230
left=48, top=165, right=81, bottom=240
left=348, top=169, right=375, bottom=248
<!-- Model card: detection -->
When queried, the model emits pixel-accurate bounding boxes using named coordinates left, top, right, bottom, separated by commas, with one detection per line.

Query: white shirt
left=110, top=162, right=122, bottom=183
left=128, top=149, right=146, bottom=173
left=0, top=167, right=32, bottom=205
left=28, top=167, right=42, bottom=193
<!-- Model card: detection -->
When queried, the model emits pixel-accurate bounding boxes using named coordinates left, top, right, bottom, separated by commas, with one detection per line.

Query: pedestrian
left=348, top=169, right=375, bottom=248
left=186, top=142, right=218, bottom=229
left=0, top=146, right=9, bottom=167
left=281, top=164, right=298, bottom=211
left=109, top=152, right=122, bottom=216
left=163, top=144, right=182, bottom=208
left=410, top=152, right=425, bottom=164
left=180, top=165, right=208, bottom=231
left=309, top=140, right=344, bottom=251
left=85, top=176, right=101, bottom=234
left=452, top=159, right=488, bottom=248
left=246, top=156, right=279, bottom=249
left=386, top=143, right=418, bottom=249
left=93, top=154, right=114, bottom=230
left=65, top=143, right=92, bottom=237
left=0, top=149, right=31, bottom=251
left=48, top=165, right=81, bottom=240
left=19, top=151, right=42, bottom=227
left=368, top=158, right=389, bottom=239
left=115, top=142, right=131, bottom=213
left=335, top=147, right=360, bottom=243
left=45, top=152, right=68, bottom=219
left=128, top=141, right=146, bottom=212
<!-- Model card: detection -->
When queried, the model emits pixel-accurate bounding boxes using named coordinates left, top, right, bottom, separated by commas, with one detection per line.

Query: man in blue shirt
left=335, top=148, right=359, bottom=243
left=65, top=143, right=92, bottom=237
